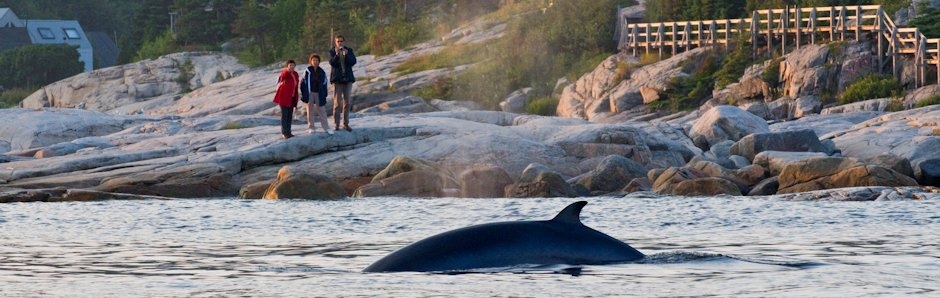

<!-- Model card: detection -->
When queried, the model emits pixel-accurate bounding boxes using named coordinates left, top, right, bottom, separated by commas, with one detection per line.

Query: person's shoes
left=282, top=134, right=294, bottom=139
left=326, top=129, right=335, bottom=135
left=307, top=128, right=314, bottom=134
left=334, top=125, right=340, bottom=131
left=342, top=125, right=352, bottom=131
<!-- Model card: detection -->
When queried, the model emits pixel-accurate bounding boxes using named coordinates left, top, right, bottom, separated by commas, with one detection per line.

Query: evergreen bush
left=838, top=74, right=902, bottom=105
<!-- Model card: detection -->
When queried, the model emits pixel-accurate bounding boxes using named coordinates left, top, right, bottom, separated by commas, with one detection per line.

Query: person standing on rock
left=273, top=59, right=300, bottom=139
left=300, top=54, right=334, bottom=135
left=329, top=35, right=356, bottom=131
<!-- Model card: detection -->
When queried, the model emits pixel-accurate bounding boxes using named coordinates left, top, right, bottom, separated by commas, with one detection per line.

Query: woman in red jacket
left=273, top=60, right=300, bottom=139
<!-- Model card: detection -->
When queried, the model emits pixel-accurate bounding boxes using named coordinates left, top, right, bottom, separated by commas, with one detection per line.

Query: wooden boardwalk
left=618, top=5, right=940, bottom=87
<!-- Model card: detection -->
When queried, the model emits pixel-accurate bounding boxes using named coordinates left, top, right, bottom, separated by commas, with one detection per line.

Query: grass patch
left=0, top=87, right=34, bottom=108
left=838, top=74, right=902, bottom=105
left=915, top=93, right=940, bottom=108
left=525, top=95, right=558, bottom=116
left=393, top=43, right=489, bottom=75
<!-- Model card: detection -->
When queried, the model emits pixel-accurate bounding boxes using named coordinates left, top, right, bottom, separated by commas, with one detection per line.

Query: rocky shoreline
left=3, top=17, right=940, bottom=203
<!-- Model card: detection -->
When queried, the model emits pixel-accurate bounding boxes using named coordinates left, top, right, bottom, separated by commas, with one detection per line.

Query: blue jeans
left=280, top=106, right=294, bottom=136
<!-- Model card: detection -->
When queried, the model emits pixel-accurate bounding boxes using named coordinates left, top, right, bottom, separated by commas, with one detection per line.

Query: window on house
left=63, top=28, right=80, bottom=39
left=38, top=27, right=54, bottom=39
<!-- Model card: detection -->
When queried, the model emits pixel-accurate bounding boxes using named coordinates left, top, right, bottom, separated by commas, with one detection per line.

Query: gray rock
left=458, top=164, right=513, bottom=198
left=730, top=129, right=827, bottom=161
left=747, top=177, right=779, bottom=196
left=573, top=155, right=649, bottom=193
left=505, top=163, right=578, bottom=198
left=689, top=105, right=770, bottom=150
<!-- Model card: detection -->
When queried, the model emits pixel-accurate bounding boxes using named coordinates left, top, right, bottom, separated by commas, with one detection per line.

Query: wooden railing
left=618, top=5, right=940, bottom=87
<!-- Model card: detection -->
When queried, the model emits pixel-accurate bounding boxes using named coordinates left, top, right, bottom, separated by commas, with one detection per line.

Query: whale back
left=363, top=201, right=645, bottom=272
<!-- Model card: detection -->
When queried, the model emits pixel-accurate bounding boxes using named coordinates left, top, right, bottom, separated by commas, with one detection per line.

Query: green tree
left=233, top=0, right=273, bottom=63
left=0, top=44, right=83, bottom=89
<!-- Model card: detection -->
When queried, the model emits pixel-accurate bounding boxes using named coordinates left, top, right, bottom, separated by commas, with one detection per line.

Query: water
left=1, top=196, right=937, bottom=297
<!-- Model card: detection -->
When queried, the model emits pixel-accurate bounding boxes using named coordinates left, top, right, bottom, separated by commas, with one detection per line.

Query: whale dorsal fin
left=550, top=201, right=587, bottom=225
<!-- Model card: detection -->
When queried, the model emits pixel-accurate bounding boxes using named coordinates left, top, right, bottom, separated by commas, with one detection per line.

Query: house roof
left=0, top=7, right=25, bottom=28
left=0, top=27, right=30, bottom=51
left=25, top=20, right=91, bottom=49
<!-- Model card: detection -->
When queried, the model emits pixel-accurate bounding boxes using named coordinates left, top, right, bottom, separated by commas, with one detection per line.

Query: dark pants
left=333, top=83, right=352, bottom=127
left=280, top=106, right=294, bottom=136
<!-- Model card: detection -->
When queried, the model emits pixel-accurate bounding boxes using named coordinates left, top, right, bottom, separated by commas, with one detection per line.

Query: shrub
left=412, top=77, right=453, bottom=100
left=838, top=74, right=902, bottom=105
left=915, top=94, right=940, bottom=108
left=762, top=58, right=783, bottom=98
left=393, top=43, right=488, bottom=75
left=0, top=87, right=35, bottom=109
left=0, top=44, right=83, bottom=90
left=134, top=31, right=177, bottom=62
left=657, top=52, right=721, bottom=113
left=526, top=96, right=558, bottom=116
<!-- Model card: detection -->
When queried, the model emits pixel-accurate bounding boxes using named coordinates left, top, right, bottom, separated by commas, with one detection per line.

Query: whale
left=363, top=201, right=645, bottom=272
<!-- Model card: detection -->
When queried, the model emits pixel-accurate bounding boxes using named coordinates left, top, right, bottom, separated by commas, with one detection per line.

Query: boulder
left=263, top=166, right=346, bottom=199
left=239, top=181, right=271, bottom=199
left=914, top=158, right=940, bottom=187
left=777, top=157, right=919, bottom=194
left=573, top=155, right=649, bottom=193
left=651, top=166, right=709, bottom=194
left=671, top=177, right=743, bottom=196
left=499, top=87, right=532, bottom=113
left=622, top=177, right=652, bottom=193
left=689, top=105, right=770, bottom=150
left=753, top=151, right=829, bottom=176
left=505, top=163, right=578, bottom=198
left=792, top=95, right=822, bottom=118
left=747, top=177, right=780, bottom=196
left=354, top=169, right=444, bottom=197
left=862, top=154, right=915, bottom=179
left=458, top=164, right=513, bottom=198
left=730, top=129, right=828, bottom=160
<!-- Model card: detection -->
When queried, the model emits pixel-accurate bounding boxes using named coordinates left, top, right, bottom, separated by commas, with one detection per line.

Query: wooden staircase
left=617, top=5, right=940, bottom=87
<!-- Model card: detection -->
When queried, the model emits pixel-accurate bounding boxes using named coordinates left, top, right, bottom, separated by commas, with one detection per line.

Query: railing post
left=917, top=31, right=925, bottom=88
left=767, top=9, right=774, bottom=55
left=632, top=24, right=639, bottom=56
left=875, top=6, right=885, bottom=72
left=711, top=20, right=718, bottom=47
left=725, top=19, right=732, bottom=46
left=782, top=7, right=788, bottom=54
left=698, top=21, right=705, bottom=48
left=796, top=5, right=802, bottom=50
left=856, top=5, right=862, bottom=41
left=685, top=22, right=692, bottom=50
left=658, top=25, right=665, bottom=58
left=645, top=23, right=652, bottom=53
left=830, top=6, right=836, bottom=41
left=672, top=22, right=678, bottom=56
left=752, top=11, right=759, bottom=59
left=810, top=7, right=817, bottom=45
left=840, top=6, right=847, bottom=41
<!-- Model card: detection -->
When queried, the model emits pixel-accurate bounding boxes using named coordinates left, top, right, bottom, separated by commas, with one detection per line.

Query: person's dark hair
left=309, top=53, right=321, bottom=63
left=335, top=35, right=345, bottom=42
left=285, top=59, right=296, bottom=67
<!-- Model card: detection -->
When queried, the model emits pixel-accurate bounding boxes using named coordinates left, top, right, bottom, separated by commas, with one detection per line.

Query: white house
left=0, top=8, right=94, bottom=72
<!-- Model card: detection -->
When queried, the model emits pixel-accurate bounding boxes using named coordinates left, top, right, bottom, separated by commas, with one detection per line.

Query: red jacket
left=273, top=68, right=299, bottom=107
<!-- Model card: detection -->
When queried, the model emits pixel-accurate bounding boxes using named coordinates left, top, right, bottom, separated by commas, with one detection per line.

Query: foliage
left=762, top=57, right=783, bottom=98
left=0, top=87, right=34, bottom=109
left=446, top=0, right=625, bottom=109
left=910, top=6, right=940, bottom=38
left=658, top=52, right=722, bottom=113
left=0, top=44, right=83, bottom=89
left=412, top=78, right=454, bottom=100
left=838, top=74, right=902, bottom=105
left=915, top=93, right=940, bottom=108
left=526, top=96, right=559, bottom=116
left=714, top=34, right=755, bottom=89
left=134, top=31, right=178, bottom=62
left=393, top=43, right=488, bottom=75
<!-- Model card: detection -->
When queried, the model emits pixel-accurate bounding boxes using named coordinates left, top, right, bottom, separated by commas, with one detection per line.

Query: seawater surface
left=1, top=196, right=938, bottom=297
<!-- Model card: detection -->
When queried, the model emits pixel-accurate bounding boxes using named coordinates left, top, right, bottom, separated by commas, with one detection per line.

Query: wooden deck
left=618, top=5, right=940, bottom=87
